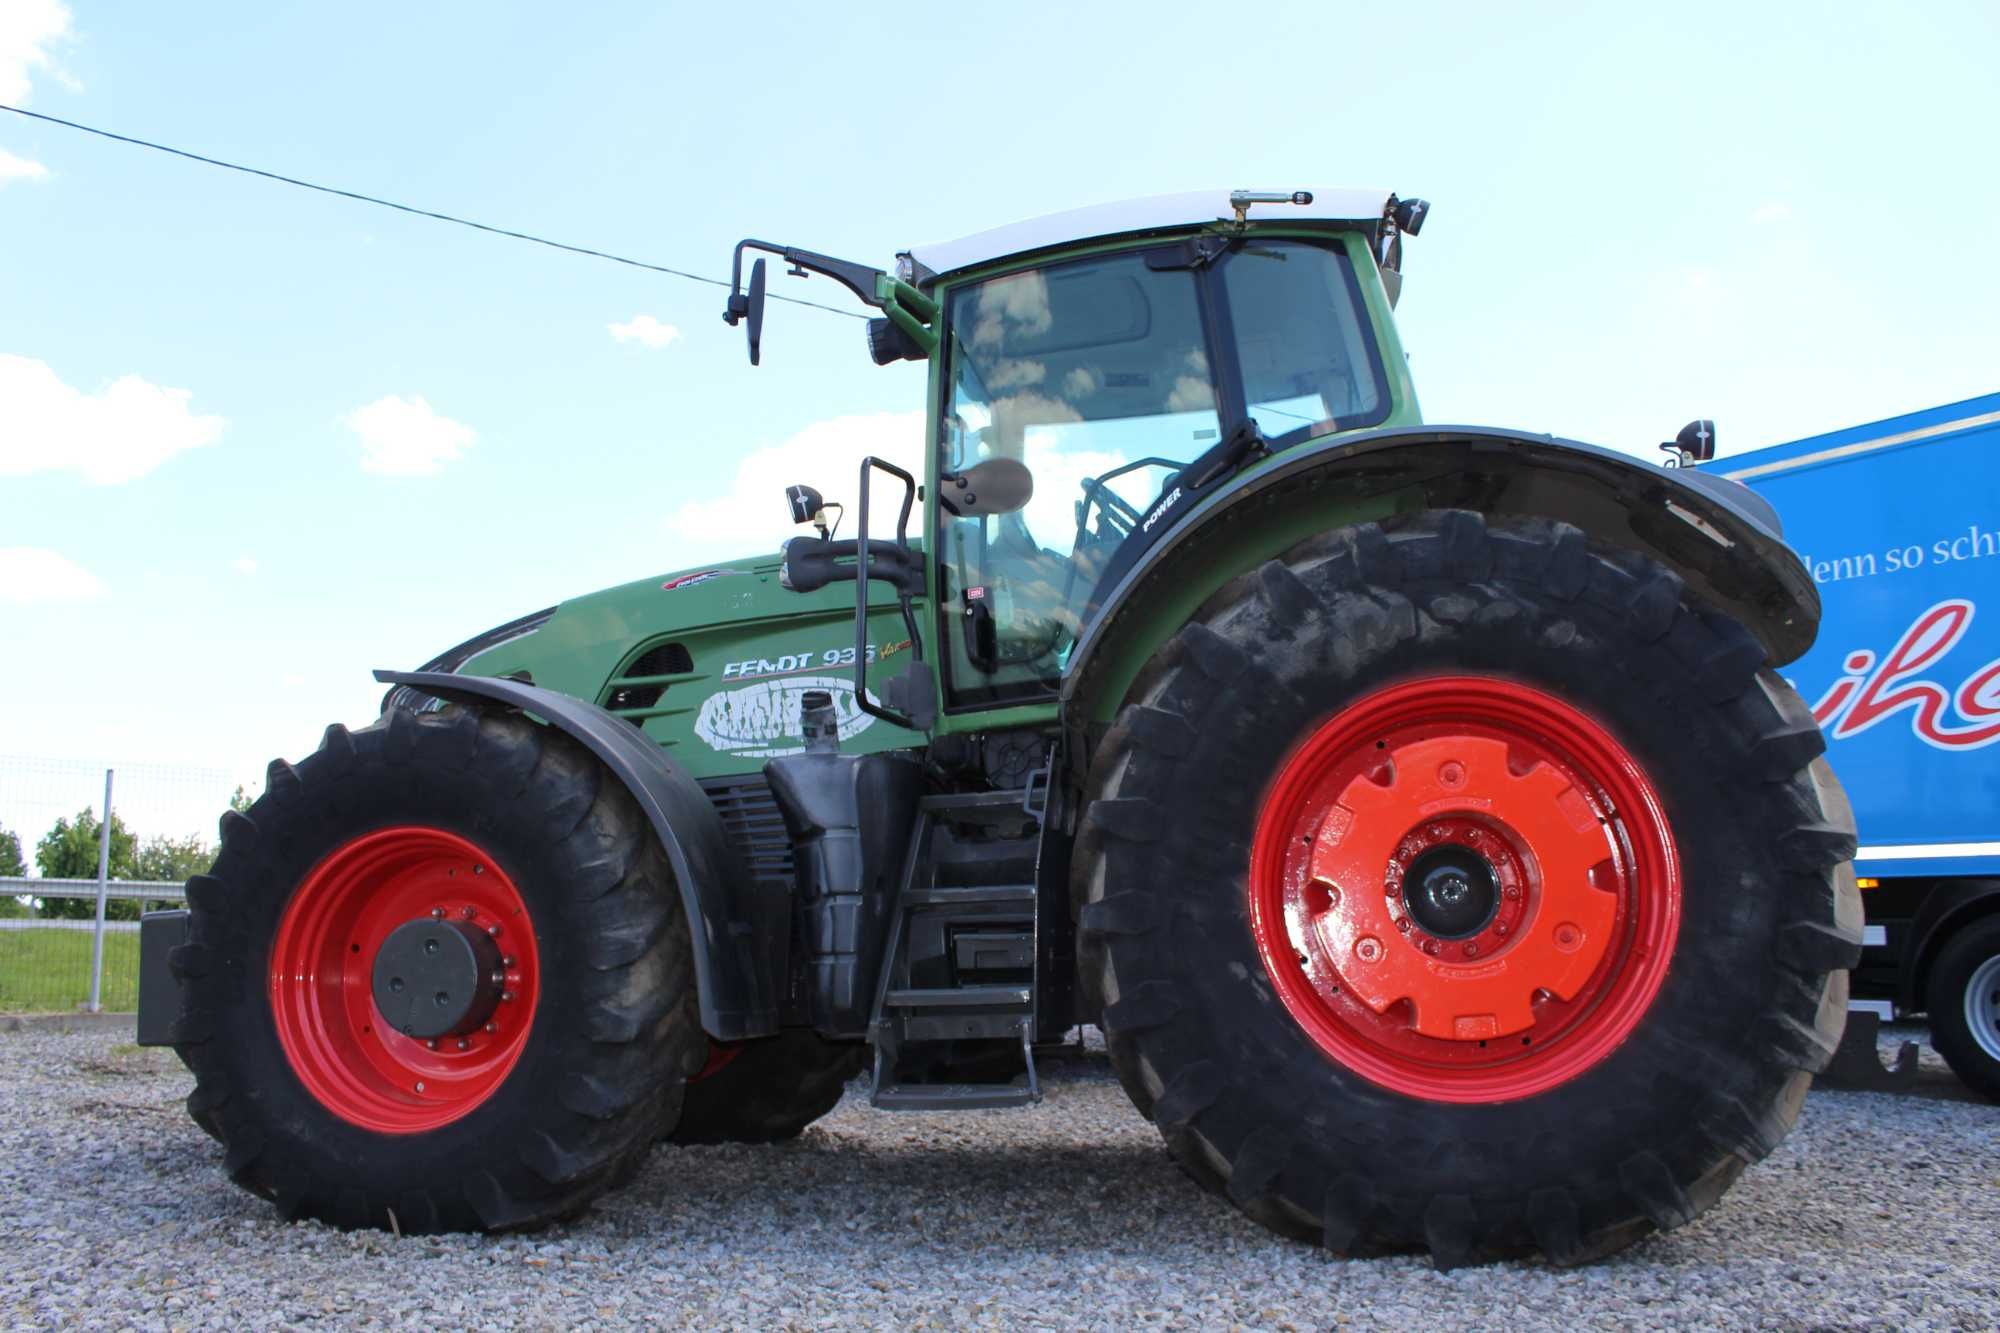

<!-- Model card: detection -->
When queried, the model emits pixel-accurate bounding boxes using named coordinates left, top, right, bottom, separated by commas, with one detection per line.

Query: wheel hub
left=1248, top=675, right=1681, bottom=1103
left=268, top=826, right=539, bottom=1134
left=371, top=918, right=504, bottom=1040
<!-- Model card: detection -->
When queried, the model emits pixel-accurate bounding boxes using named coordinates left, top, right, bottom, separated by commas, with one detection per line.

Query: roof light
left=1856, top=876, right=1880, bottom=889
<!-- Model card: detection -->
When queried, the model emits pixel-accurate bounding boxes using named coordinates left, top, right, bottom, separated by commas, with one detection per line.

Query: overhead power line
left=0, top=103, right=867, bottom=319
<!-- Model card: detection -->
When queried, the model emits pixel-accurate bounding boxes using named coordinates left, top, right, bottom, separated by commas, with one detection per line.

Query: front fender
left=375, top=669, right=781, bottom=1041
left=1062, top=425, right=1819, bottom=728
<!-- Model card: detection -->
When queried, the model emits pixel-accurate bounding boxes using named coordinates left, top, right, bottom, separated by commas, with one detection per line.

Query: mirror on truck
left=744, top=258, right=767, bottom=365
left=937, top=456, right=1034, bottom=518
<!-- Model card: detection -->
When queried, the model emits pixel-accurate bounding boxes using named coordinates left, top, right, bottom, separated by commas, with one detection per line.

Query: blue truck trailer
left=1713, top=391, right=2000, bottom=1099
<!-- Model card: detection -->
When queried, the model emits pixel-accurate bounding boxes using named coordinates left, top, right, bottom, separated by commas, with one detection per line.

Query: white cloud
left=1749, top=202, right=1793, bottom=225
left=663, top=411, right=926, bottom=560
left=0, top=354, right=226, bottom=484
left=344, top=394, right=476, bottom=475
left=0, top=149, right=48, bottom=184
left=0, top=0, right=71, bottom=104
left=608, top=314, right=681, bottom=349
left=0, top=546, right=104, bottom=604
left=232, top=556, right=258, bottom=576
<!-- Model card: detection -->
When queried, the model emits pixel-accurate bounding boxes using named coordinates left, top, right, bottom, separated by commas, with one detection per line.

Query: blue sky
left=2, top=1, right=1997, bottom=838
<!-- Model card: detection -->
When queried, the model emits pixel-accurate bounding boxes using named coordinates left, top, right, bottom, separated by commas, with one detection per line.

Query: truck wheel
left=1075, top=511, right=1860, bottom=1267
left=1925, top=916, right=2000, bottom=1101
left=168, top=705, right=703, bottom=1233
left=669, top=1030, right=865, bottom=1145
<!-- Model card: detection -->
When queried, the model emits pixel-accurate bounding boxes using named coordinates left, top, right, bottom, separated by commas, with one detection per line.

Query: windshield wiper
left=1185, top=418, right=1268, bottom=491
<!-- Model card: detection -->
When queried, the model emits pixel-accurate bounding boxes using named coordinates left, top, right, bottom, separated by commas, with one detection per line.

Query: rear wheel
left=1075, top=511, right=1861, bottom=1266
left=1925, top=916, right=2000, bottom=1101
left=669, top=1030, right=865, bottom=1145
left=169, top=705, right=703, bottom=1232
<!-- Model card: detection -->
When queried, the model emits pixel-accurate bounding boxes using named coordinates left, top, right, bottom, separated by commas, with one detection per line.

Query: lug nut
left=1464, top=944, right=1479, bottom=959
left=1423, top=939, right=1441, bottom=956
left=501, top=955, right=516, bottom=968
left=484, top=1023, right=497, bottom=1034
left=462, top=905, right=477, bottom=920
left=1495, top=922, right=1509, bottom=937
left=501, top=991, right=515, bottom=1003
left=489, top=971, right=505, bottom=986
left=473, top=865, right=485, bottom=876
left=487, top=925, right=501, bottom=938
left=456, top=1039, right=469, bottom=1051
left=414, top=1081, right=426, bottom=1093
left=425, top=1039, right=437, bottom=1050
left=431, top=907, right=445, bottom=919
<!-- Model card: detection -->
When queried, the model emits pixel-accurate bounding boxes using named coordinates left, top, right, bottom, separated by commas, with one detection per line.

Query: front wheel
left=1075, top=512, right=1860, bottom=1266
left=1926, top=916, right=2000, bottom=1101
left=171, top=706, right=704, bottom=1232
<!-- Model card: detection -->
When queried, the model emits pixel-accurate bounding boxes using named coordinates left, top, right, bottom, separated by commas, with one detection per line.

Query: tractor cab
left=727, top=188, right=1429, bottom=717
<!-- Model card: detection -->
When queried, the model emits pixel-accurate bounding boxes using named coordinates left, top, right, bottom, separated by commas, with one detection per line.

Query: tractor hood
left=387, top=550, right=925, bottom=781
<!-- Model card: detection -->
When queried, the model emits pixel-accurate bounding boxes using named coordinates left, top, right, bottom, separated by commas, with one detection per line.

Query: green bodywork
left=454, top=224, right=1423, bottom=782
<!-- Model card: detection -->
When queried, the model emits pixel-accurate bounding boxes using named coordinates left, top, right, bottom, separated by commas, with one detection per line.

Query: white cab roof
left=907, top=188, right=1391, bottom=281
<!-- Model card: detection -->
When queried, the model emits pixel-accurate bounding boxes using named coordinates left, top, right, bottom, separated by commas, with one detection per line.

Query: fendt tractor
left=137, top=189, right=1861, bottom=1267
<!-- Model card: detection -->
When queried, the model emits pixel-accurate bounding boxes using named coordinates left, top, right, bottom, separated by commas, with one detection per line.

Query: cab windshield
left=937, top=237, right=1387, bottom=706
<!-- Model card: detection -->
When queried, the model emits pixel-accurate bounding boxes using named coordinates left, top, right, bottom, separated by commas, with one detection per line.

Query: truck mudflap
left=374, top=669, right=785, bottom=1041
left=135, top=908, right=191, bottom=1047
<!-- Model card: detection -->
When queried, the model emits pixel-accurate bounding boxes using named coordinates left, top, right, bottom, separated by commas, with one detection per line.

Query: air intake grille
left=699, top=774, right=794, bottom=892
left=599, top=640, right=695, bottom=717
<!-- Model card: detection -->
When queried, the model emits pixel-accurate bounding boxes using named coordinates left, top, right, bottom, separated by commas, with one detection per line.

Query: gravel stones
left=1, top=1024, right=1994, bottom=1329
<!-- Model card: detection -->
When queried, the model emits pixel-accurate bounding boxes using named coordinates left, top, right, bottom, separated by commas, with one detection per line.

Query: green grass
left=0, top=928, right=141, bottom=1012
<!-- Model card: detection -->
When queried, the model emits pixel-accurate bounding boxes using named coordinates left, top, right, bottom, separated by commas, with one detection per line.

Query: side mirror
left=745, top=258, right=767, bottom=366
left=938, top=456, right=1034, bottom=518
left=1661, top=419, right=1716, bottom=467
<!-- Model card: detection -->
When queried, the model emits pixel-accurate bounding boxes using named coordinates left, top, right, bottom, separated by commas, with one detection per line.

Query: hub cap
left=1967, top=954, right=2000, bottom=1063
left=1248, top=676, right=1681, bottom=1103
left=269, top=827, right=539, bottom=1133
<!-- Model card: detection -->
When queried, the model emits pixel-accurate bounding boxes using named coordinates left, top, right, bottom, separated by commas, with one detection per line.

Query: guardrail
left=0, top=877, right=187, bottom=902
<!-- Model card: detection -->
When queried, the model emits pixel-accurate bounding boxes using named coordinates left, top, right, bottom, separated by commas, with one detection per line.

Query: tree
left=135, top=833, right=214, bottom=883
left=0, top=825, right=26, bottom=918
left=35, top=807, right=139, bottom=920
left=228, top=784, right=256, bottom=814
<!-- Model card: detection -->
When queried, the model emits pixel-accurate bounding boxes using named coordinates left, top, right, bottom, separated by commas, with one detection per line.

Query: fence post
left=88, top=768, right=114, bottom=1013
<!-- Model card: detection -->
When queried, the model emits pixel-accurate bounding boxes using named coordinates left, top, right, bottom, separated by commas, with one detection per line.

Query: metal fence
left=1, top=757, right=251, bottom=1014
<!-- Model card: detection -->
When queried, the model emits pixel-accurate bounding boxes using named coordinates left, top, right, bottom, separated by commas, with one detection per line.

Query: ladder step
left=872, top=1083, right=1038, bottom=1111
left=919, top=790, right=1034, bottom=813
left=884, top=985, right=1031, bottom=1010
left=903, top=883, right=1036, bottom=907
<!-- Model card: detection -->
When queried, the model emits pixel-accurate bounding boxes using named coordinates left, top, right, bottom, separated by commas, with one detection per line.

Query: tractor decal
left=692, top=673, right=876, bottom=757
left=662, top=568, right=748, bottom=591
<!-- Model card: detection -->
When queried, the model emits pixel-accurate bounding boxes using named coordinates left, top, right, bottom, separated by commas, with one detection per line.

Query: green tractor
left=139, top=188, right=1859, bottom=1265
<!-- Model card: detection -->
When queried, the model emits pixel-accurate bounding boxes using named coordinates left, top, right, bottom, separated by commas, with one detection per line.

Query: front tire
left=1075, top=512, right=1861, bottom=1266
left=170, top=705, right=704, bottom=1232
left=1926, top=916, right=2000, bottom=1101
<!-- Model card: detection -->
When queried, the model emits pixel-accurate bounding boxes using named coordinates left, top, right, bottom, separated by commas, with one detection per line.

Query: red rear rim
left=1247, top=676, right=1680, bottom=1103
left=269, top=827, right=540, bottom=1133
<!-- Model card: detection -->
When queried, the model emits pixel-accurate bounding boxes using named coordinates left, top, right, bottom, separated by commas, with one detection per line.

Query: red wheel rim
left=269, top=827, right=540, bottom=1134
left=1247, top=676, right=1681, bottom=1103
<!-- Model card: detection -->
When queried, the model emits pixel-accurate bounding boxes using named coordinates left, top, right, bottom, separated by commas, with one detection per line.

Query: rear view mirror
left=938, top=456, right=1034, bottom=518
left=745, top=258, right=767, bottom=366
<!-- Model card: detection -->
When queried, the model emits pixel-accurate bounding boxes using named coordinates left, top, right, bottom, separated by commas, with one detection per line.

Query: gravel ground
left=1, top=1024, right=1995, bottom=1331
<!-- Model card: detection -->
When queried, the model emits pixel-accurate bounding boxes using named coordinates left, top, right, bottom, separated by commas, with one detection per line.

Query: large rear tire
left=669, top=1030, right=865, bottom=1145
left=1075, top=511, right=1861, bottom=1266
left=169, top=705, right=704, bottom=1232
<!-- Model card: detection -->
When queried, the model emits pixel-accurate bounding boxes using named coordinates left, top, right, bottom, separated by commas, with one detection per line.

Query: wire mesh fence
left=0, top=757, right=256, bottom=1013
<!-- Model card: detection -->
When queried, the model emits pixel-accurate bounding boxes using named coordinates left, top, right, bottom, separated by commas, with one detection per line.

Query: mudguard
left=1900, top=878, right=2000, bottom=1011
left=374, top=669, right=782, bottom=1041
left=1063, top=425, right=1820, bottom=725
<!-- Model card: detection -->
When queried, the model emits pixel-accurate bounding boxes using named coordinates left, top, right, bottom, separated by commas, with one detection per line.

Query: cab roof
left=905, top=188, right=1392, bottom=283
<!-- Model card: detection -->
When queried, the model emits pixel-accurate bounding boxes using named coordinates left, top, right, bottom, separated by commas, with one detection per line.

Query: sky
left=2, top=1, right=1997, bottom=842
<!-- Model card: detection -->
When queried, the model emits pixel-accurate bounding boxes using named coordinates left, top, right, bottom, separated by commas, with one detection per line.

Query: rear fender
left=1061, top=425, right=1819, bottom=732
left=375, top=669, right=781, bottom=1040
